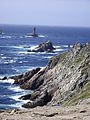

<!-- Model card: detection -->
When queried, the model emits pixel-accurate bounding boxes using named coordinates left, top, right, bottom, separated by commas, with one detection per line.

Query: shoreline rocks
left=11, top=42, right=90, bottom=108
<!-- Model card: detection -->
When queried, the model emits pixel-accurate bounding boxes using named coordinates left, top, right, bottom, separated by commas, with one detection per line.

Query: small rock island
left=27, top=40, right=55, bottom=53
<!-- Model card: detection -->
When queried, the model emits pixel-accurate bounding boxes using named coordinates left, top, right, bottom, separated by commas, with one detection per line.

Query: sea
left=0, top=24, right=90, bottom=110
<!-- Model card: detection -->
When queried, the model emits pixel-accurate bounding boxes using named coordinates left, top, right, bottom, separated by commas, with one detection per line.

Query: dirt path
left=0, top=105, right=90, bottom=120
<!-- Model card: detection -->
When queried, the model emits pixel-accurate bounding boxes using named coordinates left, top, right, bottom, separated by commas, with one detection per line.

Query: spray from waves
left=8, top=86, right=25, bottom=92
left=3, top=60, right=16, bottom=65
left=25, top=34, right=46, bottom=38
left=38, top=34, right=46, bottom=38
left=8, top=85, right=32, bottom=109
left=0, top=78, right=14, bottom=84
left=43, top=56, right=53, bottom=59
left=54, top=48, right=65, bottom=52
left=0, top=35, right=12, bottom=39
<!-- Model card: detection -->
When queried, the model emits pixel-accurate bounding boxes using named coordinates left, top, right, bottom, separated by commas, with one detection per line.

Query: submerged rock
left=27, top=40, right=55, bottom=53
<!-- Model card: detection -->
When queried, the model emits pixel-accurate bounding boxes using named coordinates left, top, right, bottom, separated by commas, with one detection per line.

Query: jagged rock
left=11, top=68, right=41, bottom=85
left=27, top=41, right=55, bottom=53
left=19, top=94, right=31, bottom=100
left=20, top=68, right=45, bottom=90
left=12, top=42, right=90, bottom=108
left=22, top=90, right=52, bottom=108
left=72, top=42, right=83, bottom=56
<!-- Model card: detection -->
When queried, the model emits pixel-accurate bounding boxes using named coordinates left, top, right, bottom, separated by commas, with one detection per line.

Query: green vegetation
left=48, top=51, right=68, bottom=68
left=62, top=82, right=90, bottom=106
left=87, top=102, right=90, bottom=105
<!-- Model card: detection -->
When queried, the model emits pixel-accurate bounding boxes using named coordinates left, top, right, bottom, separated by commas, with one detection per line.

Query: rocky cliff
left=11, top=42, right=90, bottom=108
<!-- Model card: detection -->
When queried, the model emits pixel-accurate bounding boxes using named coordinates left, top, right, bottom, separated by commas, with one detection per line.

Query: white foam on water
left=20, top=36, right=23, bottom=38
left=4, top=60, right=16, bottom=64
left=19, top=61, right=23, bottom=64
left=0, top=54, right=3, bottom=56
left=62, top=45, right=69, bottom=48
left=70, top=45, right=73, bottom=48
left=25, top=35, right=33, bottom=38
left=25, top=34, right=46, bottom=38
left=0, top=78, right=14, bottom=84
left=38, top=35, right=45, bottom=38
left=9, top=88, right=31, bottom=109
left=8, top=86, right=25, bottom=92
left=9, top=99, right=30, bottom=109
left=54, top=45, right=65, bottom=52
left=54, top=45, right=60, bottom=49
left=29, top=45, right=38, bottom=50
left=18, top=51, right=30, bottom=55
left=0, top=35, right=12, bottom=39
left=1, top=56, right=7, bottom=59
left=54, top=48, right=66, bottom=52
left=43, top=56, right=53, bottom=59
left=27, top=66, right=45, bottom=71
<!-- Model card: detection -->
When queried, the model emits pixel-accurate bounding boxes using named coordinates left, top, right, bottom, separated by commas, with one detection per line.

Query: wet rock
left=19, top=94, right=31, bottom=100
left=72, top=42, right=83, bottom=56
left=11, top=68, right=41, bottom=85
left=2, top=76, right=7, bottom=80
left=27, top=40, right=55, bottom=53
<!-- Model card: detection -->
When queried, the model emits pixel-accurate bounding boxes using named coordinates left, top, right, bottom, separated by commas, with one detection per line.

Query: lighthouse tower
left=33, top=27, right=36, bottom=35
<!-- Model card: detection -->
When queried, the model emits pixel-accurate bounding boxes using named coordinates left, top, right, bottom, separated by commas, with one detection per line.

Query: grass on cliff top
left=48, top=51, right=68, bottom=68
left=62, top=82, right=90, bottom=106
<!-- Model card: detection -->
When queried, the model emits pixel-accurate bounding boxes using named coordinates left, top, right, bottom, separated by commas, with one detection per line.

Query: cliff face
left=11, top=43, right=90, bottom=108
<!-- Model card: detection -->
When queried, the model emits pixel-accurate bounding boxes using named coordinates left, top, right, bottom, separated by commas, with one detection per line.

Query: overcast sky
left=0, top=0, right=90, bottom=27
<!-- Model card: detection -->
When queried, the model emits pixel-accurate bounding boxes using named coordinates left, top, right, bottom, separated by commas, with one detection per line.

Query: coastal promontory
left=10, top=42, right=90, bottom=108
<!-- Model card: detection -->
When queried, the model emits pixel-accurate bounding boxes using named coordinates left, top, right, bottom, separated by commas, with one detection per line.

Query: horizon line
left=0, top=23, right=90, bottom=28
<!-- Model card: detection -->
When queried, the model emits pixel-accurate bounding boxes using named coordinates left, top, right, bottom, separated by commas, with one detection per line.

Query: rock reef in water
left=27, top=40, right=55, bottom=53
left=11, top=42, right=90, bottom=108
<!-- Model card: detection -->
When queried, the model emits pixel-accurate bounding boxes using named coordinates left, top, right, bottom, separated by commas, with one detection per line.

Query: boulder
left=27, top=41, right=55, bottom=53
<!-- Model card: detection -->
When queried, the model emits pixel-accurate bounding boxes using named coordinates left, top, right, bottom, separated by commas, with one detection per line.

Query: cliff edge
left=11, top=42, right=90, bottom=108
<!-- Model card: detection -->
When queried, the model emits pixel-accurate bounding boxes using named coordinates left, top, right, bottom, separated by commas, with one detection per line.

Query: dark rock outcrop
left=22, top=90, right=52, bottom=108
left=11, top=68, right=41, bottom=85
left=0, top=76, right=7, bottom=80
left=12, top=42, right=90, bottom=108
left=27, top=41, right=55, bottom=53
left=2, top=76, right=7, bottom=80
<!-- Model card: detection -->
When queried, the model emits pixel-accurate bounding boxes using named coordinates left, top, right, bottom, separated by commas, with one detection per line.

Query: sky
left=0, top=0, right=90, bottom=27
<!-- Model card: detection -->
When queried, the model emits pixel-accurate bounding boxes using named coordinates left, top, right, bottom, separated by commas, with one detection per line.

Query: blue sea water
left=0, top=24, right=90, bottom=110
